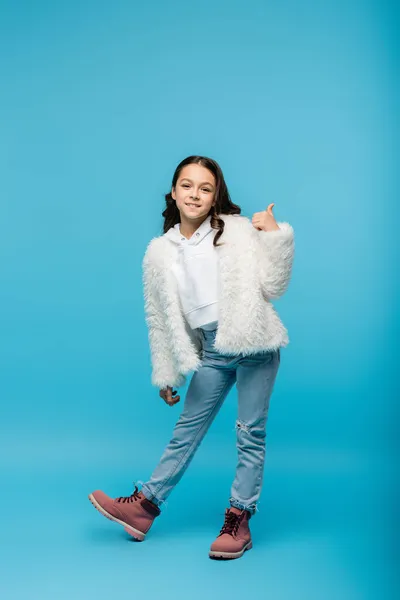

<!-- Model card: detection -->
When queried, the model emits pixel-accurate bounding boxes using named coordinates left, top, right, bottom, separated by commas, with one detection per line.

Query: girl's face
left=171, top=164, right=216, bottom=222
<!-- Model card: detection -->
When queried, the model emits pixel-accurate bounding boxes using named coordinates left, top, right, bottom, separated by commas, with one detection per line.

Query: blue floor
left=0, top=438, right=393, bottom=600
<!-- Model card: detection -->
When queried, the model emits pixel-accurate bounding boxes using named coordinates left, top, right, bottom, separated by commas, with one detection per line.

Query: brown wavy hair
left=162, top=155, right=241, bottom=247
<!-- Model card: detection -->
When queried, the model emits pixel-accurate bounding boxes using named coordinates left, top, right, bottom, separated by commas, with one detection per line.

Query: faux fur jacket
left=142, top=214, right=295, bottom=389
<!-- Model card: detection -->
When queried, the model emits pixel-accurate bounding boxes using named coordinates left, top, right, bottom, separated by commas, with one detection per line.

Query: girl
left=89, top=155, right=295, bottom=560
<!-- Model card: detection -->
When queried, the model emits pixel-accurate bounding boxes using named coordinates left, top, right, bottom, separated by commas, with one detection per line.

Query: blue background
left=0, top=0, right=398, bottom=598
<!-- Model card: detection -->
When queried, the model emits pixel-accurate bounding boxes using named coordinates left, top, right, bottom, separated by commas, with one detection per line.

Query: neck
left=179, top=214, right=210, bottom=240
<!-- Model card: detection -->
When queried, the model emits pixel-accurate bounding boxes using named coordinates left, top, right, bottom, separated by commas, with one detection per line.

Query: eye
left=182, top=184, right=190, bottom=188
left=202, top=188, right=211, bottom=192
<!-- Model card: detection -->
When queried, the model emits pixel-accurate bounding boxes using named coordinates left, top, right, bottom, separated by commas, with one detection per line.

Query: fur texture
left=142, top=214, right=294, bottom=389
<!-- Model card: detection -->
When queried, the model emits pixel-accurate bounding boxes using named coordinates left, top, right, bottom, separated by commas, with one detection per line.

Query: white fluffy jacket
left=142, top=214, right=295, bottom=389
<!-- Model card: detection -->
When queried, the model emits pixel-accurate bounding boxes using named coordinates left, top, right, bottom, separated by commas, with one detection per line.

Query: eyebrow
left=180, top=178, right=215, bottom=187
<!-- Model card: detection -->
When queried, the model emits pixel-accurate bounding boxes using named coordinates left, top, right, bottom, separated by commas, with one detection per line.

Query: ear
left=171, top=187, right=176, bottom=200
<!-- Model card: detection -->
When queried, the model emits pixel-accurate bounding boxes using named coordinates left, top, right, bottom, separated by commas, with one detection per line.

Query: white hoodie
left=164, top=215, right=219, bottom=330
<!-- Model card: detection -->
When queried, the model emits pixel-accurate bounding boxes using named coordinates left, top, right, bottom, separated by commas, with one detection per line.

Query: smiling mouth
left=185, top=203, right=200, bottom=208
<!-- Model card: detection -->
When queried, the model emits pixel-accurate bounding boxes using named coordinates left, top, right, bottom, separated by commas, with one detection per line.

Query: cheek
left=200, top=191, right=214, bottom=202
left=174, top=190, right=186, bottom=203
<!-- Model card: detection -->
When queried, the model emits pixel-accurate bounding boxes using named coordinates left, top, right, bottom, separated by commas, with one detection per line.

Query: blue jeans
left=141, top=324, right=280, bottom=515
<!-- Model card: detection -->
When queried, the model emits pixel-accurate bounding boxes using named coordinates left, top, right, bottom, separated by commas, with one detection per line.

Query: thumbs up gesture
left=252, top=203, right=280, bottom=232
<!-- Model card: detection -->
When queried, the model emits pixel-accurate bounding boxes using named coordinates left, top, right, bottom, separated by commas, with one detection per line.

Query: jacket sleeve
left=142, top=249, right=185, bottom=390
left=256, top=222, right=295, bottom=300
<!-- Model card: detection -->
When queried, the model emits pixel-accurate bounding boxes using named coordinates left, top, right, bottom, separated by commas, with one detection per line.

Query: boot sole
left=88, top=493, right=146, bottom=541
left=209, top=541, right=253, bottom=560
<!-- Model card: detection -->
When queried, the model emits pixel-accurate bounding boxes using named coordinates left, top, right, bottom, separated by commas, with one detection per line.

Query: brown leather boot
left=209, top=507, right=252, bottom=559
left=88, top=486, right=160, bottom=541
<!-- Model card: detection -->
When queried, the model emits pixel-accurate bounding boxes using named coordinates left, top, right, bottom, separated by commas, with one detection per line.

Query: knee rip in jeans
left=236, top=420, right=266, bottom=439
left=235, top=420, right=250, bottom=433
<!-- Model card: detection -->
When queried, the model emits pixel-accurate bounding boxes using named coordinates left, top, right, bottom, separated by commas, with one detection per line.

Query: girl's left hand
left=252, top=203, right=280, bottom=232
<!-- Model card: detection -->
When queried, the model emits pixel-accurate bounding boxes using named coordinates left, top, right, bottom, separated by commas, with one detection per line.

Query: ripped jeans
left=141, top=324, right=280, bottom=515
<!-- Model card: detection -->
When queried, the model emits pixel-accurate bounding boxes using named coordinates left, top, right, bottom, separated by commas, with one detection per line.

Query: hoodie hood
left=164, top=215, right=213, bottom=246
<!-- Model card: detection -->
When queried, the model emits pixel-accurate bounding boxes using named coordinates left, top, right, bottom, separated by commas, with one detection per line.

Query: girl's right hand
left=159, top=386, right=181, bottom=406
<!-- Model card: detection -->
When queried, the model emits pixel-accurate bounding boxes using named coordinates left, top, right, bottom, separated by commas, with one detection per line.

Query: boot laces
left=116, top=485, right=141, bottom=504
left=219, top=509, right=245, bottom=537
